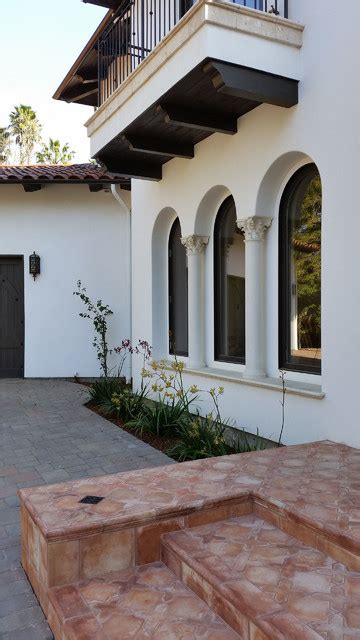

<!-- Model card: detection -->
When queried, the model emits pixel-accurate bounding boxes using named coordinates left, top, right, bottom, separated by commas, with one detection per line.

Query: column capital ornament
left=236, top=216, right=272, bottom=241
left=181, top=235, right=209, bottom=255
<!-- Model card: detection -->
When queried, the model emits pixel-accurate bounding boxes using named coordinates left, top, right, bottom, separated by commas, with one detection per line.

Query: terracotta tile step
left=47, top=561, right=242, bottom=640
left=162, top=514, right=360, bottom=639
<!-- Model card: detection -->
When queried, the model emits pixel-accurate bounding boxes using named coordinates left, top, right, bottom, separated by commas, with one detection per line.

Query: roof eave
left=53, top=9, right=114, bottom=102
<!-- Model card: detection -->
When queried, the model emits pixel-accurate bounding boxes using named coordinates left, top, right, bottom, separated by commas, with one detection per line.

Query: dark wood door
left=0, top=257, right=24, bottom=378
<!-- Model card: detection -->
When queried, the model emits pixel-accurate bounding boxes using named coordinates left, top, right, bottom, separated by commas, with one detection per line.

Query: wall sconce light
left=29, top=252, right=40, bottom=280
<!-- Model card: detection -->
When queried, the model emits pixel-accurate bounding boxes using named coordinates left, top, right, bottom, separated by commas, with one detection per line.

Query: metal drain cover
left=79, top=495, right=104, bottom=505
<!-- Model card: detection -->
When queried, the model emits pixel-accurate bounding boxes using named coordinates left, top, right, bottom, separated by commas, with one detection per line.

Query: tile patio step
left=47, top=561, right=242, bottom=640
left=162, top=514, right=360, bottom=639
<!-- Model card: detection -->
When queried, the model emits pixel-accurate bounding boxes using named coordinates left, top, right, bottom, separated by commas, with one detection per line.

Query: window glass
left=168, top=218, right=188, bottom=356
left=280, top=165, right=322, bottom=373
left=214, top=197, right=245, bottom=363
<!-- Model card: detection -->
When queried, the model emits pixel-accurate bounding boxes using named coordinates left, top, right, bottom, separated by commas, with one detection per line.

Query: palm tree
left=0, top=127, right=11, bottom=164
left=9, top=105, right=42, bottom=164
left=36, top=138, right=75, bottom=165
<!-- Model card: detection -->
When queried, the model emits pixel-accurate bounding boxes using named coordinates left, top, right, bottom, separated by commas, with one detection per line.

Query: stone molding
left=181, top=235, right=209, bottom=255
left=236, top=216, right=272, bottom=241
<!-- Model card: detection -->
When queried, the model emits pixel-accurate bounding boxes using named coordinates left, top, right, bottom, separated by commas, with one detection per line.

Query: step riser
left=161, top=516, right=338, bottom=640
left=253, top=499, right=360, bottom=571
left=162, top=541, right=253, bottom=638
left=162, top=542, right=251, bottom=638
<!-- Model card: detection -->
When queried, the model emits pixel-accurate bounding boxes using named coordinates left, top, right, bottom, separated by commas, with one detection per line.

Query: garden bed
left=87, top=400, right=180, bottom=456
left=81, top=351, right=276, bottom=462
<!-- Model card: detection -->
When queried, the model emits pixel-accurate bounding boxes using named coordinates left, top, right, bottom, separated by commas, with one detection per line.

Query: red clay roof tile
left=0, top=163, right=126, bottom=184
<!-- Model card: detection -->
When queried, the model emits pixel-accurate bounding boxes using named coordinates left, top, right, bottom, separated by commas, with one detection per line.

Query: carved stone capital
left=181, top=235, right=209, bottom=255
left=236, top=216, right=272, bottom=242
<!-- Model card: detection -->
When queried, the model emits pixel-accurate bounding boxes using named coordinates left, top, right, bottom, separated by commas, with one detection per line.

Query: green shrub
left=88, top=377, right=124, bottom=405
left=168, top=412, right=232, bottom=461
left=106, top=387, right=148, bottom=423
left=168, top=416, right=268, bottom=461
left=127, top=396, right=188, bottom=438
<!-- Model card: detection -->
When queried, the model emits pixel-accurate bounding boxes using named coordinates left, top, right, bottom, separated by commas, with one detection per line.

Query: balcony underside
left=97, top=58, right=298, bottom=182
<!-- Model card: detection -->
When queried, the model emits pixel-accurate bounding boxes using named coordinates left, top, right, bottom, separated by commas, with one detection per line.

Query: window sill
left=183, top=366, right=325, bottom=400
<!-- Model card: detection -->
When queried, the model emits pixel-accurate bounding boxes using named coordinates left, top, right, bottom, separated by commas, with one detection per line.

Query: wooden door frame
left=0, top=255, right=25, bottom=378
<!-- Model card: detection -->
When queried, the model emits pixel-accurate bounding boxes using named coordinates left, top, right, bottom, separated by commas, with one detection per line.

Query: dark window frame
left=168, top=218, right=189, bottom=357
left=278, top=163, right=322, bottom=375
left=214, top=196, right=246, bottom=365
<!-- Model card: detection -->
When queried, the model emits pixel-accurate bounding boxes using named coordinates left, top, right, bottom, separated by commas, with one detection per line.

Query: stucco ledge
left=181, top=365, right=325, bottom=399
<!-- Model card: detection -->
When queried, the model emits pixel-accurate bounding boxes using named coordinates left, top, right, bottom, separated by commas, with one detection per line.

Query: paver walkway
left=0, top=379, right=173, bottom=639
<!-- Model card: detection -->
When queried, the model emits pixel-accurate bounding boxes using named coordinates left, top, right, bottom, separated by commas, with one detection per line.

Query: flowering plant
left=129, top=356, right=227, bottom=443
left=113, top=338, right=152, bottom=383
left=73, top=281, right=113, bottom=377
left=105, top=339, right=152, bottom=420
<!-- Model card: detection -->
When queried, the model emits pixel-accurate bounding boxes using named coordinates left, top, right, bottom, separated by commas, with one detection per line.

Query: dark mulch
left=87, top=402, right=179, bottom=455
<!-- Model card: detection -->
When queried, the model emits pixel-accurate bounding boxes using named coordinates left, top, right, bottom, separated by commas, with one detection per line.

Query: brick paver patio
left=0, top=379, right=173, bottom=639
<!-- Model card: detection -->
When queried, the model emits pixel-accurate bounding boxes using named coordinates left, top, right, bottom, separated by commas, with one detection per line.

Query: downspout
left=110, top=184, right=132, bottom=383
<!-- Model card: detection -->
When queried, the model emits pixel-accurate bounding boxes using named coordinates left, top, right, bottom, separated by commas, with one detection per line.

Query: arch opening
left=278, top=163, right=322, bottom=375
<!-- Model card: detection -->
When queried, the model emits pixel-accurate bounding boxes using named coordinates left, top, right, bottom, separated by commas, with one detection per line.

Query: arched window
left=279, top=164, right=322, bottom=374
left=214, top=196, right=245, bottom=363
left=168, top=218, right=188, bottom=356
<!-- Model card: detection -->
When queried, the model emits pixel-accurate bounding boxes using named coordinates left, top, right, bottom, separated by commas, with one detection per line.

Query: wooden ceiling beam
left=203, top=60, right=298, bottom=108
left=157, top=103, right=238, bottom=135
left=23, top=184, right=42, bottom=192
left=99, top=157, right=162, bottom=181
left=64, top=87, right=98, bottom=104
left=75, top=74, right=98, bottom=85
left=123, top=134, right=194, bottom=159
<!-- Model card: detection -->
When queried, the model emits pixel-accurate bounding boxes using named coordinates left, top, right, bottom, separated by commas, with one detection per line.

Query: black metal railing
left=98, top=0, right=289, bottom=105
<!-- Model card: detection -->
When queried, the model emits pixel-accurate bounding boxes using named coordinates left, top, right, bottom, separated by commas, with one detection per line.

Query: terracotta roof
left=0, top=164, right=130, bottom=191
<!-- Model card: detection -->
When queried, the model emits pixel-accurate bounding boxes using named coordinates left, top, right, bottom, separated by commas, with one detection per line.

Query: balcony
left=98, top=0, right=289, bottom=105
left=55, top=0, right=303, bottom=184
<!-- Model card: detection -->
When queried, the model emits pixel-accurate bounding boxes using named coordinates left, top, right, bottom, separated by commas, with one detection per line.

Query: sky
left=0, top=0, right=108, bottom=163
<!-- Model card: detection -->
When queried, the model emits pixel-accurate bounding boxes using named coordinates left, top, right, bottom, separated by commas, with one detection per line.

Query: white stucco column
left=236, top=216, right=272, bottom=379
left=181, top=235, right=209, bottom=368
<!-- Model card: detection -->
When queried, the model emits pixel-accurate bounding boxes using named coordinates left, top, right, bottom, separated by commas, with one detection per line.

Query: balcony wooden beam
left=23, top=184, right=42, bottom=193
left=157, top=104, right=238, bottom=135
left=203, top=61, right=298, bottom=108
left=64, top=87, right=98, bottom=104
left=123, top=134, right=194, bottom=159
left=99, top=156, right=162, bottom=181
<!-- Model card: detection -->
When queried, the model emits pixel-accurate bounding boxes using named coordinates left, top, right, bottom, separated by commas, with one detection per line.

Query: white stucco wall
left=0, top=184, right=131, bottom=378
left=127, top=0, right=360, bottom=447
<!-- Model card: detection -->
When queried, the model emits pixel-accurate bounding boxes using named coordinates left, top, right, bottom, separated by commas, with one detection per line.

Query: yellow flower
left=152, top=383, right=158, bottom=392
left=159, top=359, right=167, bottom=368
left=218, top=386, right=224, bottom=395
left=190, top=384, right=199, bottom=394
left=209, top=387, right=216, bottom=397
left=171, top=360, right=185, bottom=372
left=176, top=390, right=183, bottom=397
left=150, top=361, right=159, bottom=371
